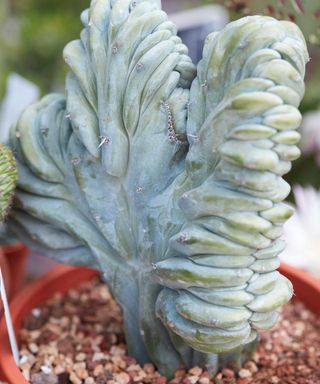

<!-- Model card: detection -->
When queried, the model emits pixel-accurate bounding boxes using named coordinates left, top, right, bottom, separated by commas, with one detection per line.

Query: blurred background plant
left=0, top=0, right=88, bottom=95
left=0, top=0, right=9, bottom=99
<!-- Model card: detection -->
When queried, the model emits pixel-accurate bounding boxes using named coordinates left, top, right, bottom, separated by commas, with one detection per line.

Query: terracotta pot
left=0, top=263, right=319, bottom=383
left=1, top=243, right=28, bottom=297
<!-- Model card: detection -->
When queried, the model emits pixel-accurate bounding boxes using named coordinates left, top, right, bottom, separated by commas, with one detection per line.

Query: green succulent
left=0, top=144, right=17, bottom=223
left=8, top=0, right=308, bottom=377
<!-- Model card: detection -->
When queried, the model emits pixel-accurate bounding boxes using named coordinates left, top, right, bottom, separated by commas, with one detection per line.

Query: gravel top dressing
left=17, top=278, right=320, bottom=384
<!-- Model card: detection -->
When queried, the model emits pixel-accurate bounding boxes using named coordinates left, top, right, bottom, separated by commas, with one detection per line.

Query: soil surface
left=18, top=277, right=320, bottom=384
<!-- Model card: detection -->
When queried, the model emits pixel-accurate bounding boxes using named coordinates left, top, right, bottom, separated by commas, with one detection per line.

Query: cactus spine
left=8, top=0, right=308, bottom=377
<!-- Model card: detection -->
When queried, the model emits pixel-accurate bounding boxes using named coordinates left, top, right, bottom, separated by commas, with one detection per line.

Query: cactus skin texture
left=0, top=145, right=17, bottom=223
left=8, top=0, right=308, bottom=377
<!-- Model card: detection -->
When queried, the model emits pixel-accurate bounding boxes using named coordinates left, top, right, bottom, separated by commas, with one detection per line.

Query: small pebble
left=75, top=366, right=88, bottom=380
left=144, top=363, right=155, bottom=374
left=188, top=366, right=202, bottom=376
left=93, top=364, right=104, bottom=377
left=187, top=375, right=199, bottom=384
left=243, top=361, right=258, bottom=374
left=28, top=343, right=39, bottom=354
left=199, top=377, right=210, bottom=384
left=222, top=368, right=235, bottom=378
left=19, top=355, right=29, bottom=365
left=41, top=365, right=52, bottom=374
left=69, top=371, right=82, bottom=384
left=57, top=372, right=69, bottom=384
left=75, top=352, right=86, bottom=362
left=32, top=308, right=42, bottom=318
left=238, top=369, right=252, bottom=379
left=93, top=352, right=106, bottom=361
left=114, top=372, right=130, bottom=384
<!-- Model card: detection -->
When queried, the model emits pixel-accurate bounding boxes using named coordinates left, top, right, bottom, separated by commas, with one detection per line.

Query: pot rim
left=0, top=263, right=319, bottom=383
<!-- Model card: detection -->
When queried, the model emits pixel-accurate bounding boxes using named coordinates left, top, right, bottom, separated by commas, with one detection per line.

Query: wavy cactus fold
left=8, top=0, right=308, bottom=377
left=154, top=17, right=307, bottom=358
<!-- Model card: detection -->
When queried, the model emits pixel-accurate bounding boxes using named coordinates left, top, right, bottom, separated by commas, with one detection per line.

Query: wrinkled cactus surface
left=0, top=144, right=17, bottom=222
left=9, top=0, right=308, bottom=377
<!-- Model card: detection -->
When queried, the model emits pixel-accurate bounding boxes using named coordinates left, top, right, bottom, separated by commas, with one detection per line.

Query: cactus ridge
left=8, top=0, right=308, bottom=376
left=0, top=144, right=17, bottom=222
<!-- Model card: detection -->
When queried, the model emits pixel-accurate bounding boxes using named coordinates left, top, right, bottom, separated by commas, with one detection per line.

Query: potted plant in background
left=1, top=0, right=319, bottom=382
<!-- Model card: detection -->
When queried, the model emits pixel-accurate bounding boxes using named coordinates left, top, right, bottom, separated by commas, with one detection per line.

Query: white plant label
left=0, top=268, right=19, bottom=365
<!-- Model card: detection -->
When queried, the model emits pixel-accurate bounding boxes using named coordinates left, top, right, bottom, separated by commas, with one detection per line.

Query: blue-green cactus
left=8, top=0, right=308, bottom=377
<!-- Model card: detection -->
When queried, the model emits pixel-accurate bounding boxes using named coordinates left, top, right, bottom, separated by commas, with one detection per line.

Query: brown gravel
left=18, top=278, right=320, bottom=384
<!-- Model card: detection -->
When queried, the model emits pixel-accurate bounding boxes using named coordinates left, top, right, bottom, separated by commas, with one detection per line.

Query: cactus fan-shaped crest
left=9, top=0, right=308, bottom=377
left=0, top=145, right=17, bottom=222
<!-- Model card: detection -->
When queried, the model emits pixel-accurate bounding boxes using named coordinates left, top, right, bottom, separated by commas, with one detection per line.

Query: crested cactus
left=0, top=144, right=17, bottom=223
left=8, top=0, right=308, bottom=377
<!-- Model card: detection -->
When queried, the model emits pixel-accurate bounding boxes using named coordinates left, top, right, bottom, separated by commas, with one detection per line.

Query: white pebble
left=40, top=365, right=52, bottom=374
